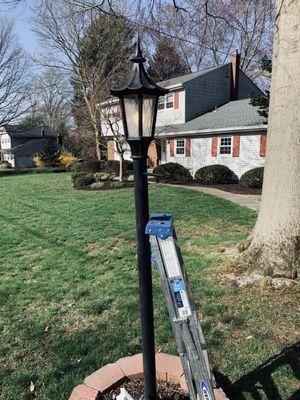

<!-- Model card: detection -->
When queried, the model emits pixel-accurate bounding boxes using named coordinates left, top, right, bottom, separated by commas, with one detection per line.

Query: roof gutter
left=155, top=124, right=268, bottom=138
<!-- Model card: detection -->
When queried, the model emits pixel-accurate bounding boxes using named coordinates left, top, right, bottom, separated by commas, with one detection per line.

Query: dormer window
left=158, top=93, right=174, bottom=110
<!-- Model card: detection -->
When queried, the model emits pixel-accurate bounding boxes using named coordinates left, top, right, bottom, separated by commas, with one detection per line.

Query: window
left=219, top=137, right=232, bottom=155
left=158, top=94, right=174, bottom=110
left=176, top=139, right=185, bottom=155
left=158, top=97, right=165, bottom=110
left=166, top=94, right=174, bottom=108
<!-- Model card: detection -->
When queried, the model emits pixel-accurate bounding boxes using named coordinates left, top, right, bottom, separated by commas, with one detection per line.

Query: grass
left=0, top=173, right=298, bottom=400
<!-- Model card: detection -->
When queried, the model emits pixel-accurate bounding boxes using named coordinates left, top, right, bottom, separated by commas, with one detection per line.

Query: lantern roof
left=111, top=37, right=168, bottom=97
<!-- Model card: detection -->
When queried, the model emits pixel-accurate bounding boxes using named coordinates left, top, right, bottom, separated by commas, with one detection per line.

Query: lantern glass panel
left=142, top=95, right=156, bottom=137
left=124, top=95, right=140, bottom=138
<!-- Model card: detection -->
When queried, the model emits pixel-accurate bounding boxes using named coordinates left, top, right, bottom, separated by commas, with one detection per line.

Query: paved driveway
left=167, top=184, right=261, bottom=211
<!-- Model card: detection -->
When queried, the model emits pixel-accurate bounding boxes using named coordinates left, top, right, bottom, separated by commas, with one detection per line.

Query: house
left=0, top=125, right=58, bottom=168
left=103, top=52, right=268, bottom=178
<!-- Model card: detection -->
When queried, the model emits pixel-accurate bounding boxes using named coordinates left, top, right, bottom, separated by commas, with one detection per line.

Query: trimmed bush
left=0, top=167, right=67, bottom=177
left=153, top=162, right=192, bottom=182
left=240, top=167, right=264, bottom=188
left=70, top=159, right=103, bottom=173
left=104, top=160, right=133, bottom=175
left=194, top=164, right=238, bottom=184
left=71, top=172, right=95, bottom=187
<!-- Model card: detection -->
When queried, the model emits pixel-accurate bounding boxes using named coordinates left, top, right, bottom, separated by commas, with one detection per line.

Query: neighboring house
left=0, top=125, right=58, bottom=168
left=103, top=52, right=268, bottom=178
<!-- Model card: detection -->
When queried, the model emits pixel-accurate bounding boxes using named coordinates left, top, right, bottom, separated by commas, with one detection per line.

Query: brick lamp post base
left=68, top=353, right=228, bottom=400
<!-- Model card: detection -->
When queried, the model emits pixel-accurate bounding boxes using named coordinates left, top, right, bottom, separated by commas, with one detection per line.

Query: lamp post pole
left=131, top=142, right=157, bottom=400
left=111, top=38, right=168, bottom=400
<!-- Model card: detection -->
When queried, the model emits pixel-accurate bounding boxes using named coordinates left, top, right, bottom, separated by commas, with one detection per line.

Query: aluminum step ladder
left=146, top=213, right=216, bottom=400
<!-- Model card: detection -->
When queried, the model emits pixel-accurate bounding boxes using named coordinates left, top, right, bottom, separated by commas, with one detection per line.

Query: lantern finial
left=131, top=36, right=146, bottom=63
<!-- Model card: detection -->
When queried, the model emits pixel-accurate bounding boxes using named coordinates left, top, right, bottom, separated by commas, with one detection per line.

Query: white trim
left=164, top=83, right=182, bottom=90
left=175, top=138, right=185, bottom=157
left=156, top=125, right=268, bottom=138
left=218, top=136, right=232, bottom=157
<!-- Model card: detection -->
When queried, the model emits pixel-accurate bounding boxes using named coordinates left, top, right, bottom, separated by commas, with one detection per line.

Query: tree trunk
left=119, top=153, right=124, bottom=182
left=94, top=125, right=101, bottom=161
left=241, top=0, right=300, bottom=279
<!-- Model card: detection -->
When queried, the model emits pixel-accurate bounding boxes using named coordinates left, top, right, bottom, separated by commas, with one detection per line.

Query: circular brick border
left=68, top=353, right=227, bottom=400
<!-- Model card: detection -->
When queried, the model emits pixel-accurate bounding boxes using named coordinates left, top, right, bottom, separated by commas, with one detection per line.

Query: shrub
left=33, top=154, right=42, bottom=168
left=46, top=167, right=67, bottom=173
left=59, top=152, right=77, bottom=167
left=95, top=172, right=116, bottom=181
left=0, top=168, right=67, bottom=177
left=153, top=162, right=192, bottom=182
left=70, top=159, right=103, bottom=173
left=71, top=172, right=95, bottom=187
left=0, top=161, right=12, bottom=170
left=240, top=167, right=264, bottom=188
left=104, top=160, right=133, bottom=175
left=194, top=165, right=238, bottom=184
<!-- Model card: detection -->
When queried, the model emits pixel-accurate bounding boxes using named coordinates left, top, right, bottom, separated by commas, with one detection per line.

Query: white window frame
left=219, top=136, right=232, bottom=156
left=175, top=139, right=185, bottom=156
left=158, top=93, right=174, bottom=110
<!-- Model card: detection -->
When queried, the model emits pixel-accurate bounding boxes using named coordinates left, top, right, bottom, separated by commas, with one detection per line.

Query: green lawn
left=0, top=173, right=298, bottom=400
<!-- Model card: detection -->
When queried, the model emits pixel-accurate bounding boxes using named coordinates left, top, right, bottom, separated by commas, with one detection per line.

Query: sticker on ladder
left=171, top=278, right=191, bottom=318
left=200, top=380, right=213, bottom=400
left=159, top=237, right=181, bottom=278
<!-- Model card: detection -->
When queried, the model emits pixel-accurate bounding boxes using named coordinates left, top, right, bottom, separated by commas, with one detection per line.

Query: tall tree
left=148, top=37, right=189, bottom=82
left=250, top=57, right=272, bottom=119
left=0, top=19, right=30, bottom=125
left=241, top=0, right=300, bottom=279
left=22, top=68, right=72, bottom=136
left=34, top=0, right=133, bottom=160
left=140, top=0, right=274, bottom=80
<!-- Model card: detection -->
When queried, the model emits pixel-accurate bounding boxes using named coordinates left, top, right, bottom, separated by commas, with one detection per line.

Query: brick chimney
left=230, top=50, right=240, bottom=101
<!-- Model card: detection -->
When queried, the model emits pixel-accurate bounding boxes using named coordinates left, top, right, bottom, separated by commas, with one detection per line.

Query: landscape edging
left=68, top=353, right=228, bottom=400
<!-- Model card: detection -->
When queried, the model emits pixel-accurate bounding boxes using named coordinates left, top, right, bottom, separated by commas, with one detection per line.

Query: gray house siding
left=184, top=64, right=231, bottom=122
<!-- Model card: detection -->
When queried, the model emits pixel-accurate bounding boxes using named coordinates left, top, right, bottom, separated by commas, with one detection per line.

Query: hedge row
left=153, top=162, right=264, bottom=188
left=0, top=167, right=67, bottom=177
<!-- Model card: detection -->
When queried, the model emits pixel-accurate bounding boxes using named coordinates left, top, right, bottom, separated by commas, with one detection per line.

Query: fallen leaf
left=30, top=381, right=35, bottom=394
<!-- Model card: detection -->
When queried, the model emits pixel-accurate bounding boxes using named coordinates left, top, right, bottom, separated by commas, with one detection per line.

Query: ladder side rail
left=150, top=235, right=197, bottom=399
left=182, top=324, right=216, bottom=400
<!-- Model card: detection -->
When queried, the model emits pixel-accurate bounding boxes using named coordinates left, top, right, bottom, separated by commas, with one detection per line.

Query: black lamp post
left=111, top=38, right=168, bottom=400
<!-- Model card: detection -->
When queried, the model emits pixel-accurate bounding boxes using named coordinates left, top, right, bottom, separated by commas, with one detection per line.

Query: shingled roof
left=158, top=65, right=226, bottom=88
left=157, top=99, right=267, bottom=136
left=1, top=125, right=57, bottom=138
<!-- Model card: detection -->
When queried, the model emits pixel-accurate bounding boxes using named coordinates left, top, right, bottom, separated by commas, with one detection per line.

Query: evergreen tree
left=38, top=142, right=61, bottom=168
left=148, top=38, right=189, bottom=82
left=71, top=14, right=133, bottom=132
left=250, top=56, right=272, bottom=119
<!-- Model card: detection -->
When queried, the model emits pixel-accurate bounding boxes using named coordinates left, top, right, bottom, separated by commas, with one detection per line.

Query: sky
left=0, top=1, right=39, bottom=55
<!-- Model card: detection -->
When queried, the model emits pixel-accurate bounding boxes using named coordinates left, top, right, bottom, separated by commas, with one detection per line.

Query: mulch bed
left=154, top=180, right=261, bottom=195
left=100, top=379, right=189, bottom=400
left=75, top=182, right=134, bottom=191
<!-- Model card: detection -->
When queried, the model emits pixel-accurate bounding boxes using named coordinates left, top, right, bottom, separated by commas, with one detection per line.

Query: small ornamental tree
left=38, top=142, right=61, bottom=169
